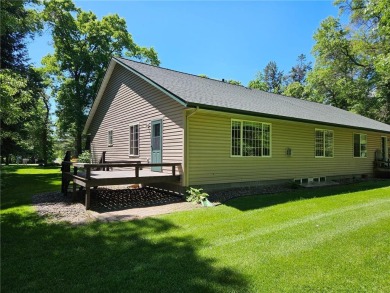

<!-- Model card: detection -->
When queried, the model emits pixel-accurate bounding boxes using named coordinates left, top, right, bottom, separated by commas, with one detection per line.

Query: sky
left=28, top=0, right=339, bottom=86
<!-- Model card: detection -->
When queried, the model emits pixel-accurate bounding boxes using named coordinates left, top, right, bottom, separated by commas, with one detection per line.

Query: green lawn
left=1, top=165, right=390, bottom=292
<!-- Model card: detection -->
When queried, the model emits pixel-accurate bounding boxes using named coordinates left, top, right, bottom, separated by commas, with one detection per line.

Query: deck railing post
left=172, top=164, right=176, bottom=176
left=74, top=166, right=78, bottom=176
left=102, top=151, right=106, bottom=171
left=85, top=187, right=91, bottom=210
left=135, top=165, right=139, bottom=178
left=86, top=166, right=91, bottom=179
left=61, top=151, right=71, bottom=195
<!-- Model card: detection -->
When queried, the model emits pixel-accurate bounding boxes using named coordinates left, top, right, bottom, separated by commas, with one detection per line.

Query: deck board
left=82, top=169, right=170, bottom=179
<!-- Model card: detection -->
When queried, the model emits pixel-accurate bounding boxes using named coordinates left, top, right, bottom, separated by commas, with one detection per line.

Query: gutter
left=184, top=107, right=199, bottom=186
left=185, top=102, right=390, bottom=135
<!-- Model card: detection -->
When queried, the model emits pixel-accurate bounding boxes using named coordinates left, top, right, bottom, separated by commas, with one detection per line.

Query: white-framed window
left=315, top=129, right=334, bottom=158
left=353, top=133, right=367, bottom=158
left=231, top=119, right=271, bottom=157
left=129, top=124, right=139, bottom=156
left=107, top=129, right=113, bottom=146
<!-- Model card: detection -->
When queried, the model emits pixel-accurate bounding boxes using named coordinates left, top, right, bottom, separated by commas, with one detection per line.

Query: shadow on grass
left=1, top=211, right=248, bottom=292
left=224, top=180, right=390, bottom=212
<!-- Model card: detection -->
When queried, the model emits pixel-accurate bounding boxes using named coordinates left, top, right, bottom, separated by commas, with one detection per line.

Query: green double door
left=151, top=120, right=162, bottom=172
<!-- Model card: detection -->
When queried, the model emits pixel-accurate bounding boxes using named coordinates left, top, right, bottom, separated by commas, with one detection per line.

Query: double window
left=231, top=120, right=271, bottom=157
left=129, top=124, right=139, bottom=156
left=353, top=133, right=367, bottom=158
left=315, top=129, right=334, bottom=157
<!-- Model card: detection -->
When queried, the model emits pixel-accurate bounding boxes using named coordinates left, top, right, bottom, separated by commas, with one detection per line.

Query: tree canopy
left=42, top=0, right=160, bottom=154
left=307, top=0, right=390, bottom=123
left=248, top=61, right=284, bottom=94
left=0, top=0, right=50, bottom=164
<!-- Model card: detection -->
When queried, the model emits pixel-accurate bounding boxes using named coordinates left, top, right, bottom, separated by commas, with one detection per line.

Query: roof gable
left=83, top=58, right=187, bottom=134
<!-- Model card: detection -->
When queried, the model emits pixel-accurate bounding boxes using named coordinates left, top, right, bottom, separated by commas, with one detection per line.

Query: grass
left=1, top=165, right=390, bottom=292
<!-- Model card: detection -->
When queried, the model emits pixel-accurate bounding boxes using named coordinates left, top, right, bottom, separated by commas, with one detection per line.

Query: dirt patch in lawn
left=32, top=188, right=200, bottom=225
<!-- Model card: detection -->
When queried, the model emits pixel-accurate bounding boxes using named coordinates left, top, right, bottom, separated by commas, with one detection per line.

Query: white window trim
left=230, top=119, right=272, bottom=158
left=129, top=123, right=140, bottom=157
left=107, top=129, right=113, bottom=147
left=315, top=128, right=334, bottom=158
left=353, top=133, right=367, bottom=158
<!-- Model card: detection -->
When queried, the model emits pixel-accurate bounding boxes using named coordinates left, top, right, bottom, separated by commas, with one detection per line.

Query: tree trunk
left=76, top=130, right=82, bottom=156
left=42, top=94, right=50, bottom=165
left=75, top=75, right=83, bottom=156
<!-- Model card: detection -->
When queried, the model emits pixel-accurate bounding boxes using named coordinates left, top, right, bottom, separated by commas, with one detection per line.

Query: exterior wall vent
left=293, top=177, right=326, bottom=185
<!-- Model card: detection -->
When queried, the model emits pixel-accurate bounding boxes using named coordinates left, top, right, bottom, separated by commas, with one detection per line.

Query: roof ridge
left=116, top=56, right=249, bottom=89
left=115, top=57, right=358, bottom=109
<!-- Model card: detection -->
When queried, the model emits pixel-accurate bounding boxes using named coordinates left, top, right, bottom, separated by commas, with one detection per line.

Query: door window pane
left=129, top=124, right=139, bottom=156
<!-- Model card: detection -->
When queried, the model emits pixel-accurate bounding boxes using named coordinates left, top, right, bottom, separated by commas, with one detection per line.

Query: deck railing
left=374, top=159, right=390, bottom=169
left=72, top=162, right=181, bottom=180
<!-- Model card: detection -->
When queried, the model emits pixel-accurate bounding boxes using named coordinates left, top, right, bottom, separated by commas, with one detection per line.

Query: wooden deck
left=62, top=162, right=182, bottom=210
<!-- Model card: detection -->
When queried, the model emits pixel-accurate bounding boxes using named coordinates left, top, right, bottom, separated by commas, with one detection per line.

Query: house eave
left=186, top=102, right=390, bottom=134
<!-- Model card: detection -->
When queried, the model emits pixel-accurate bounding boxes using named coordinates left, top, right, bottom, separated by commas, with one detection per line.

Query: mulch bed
left=208, top=184, right=292, bottom=204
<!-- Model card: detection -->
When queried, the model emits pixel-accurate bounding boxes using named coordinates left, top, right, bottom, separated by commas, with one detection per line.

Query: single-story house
left=83, top=57, right=390, bottom=190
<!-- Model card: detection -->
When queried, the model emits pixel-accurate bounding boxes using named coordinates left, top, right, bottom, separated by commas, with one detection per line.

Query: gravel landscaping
left=32, top=187, right=196, bottom=225
left=31, top=183, right=295, bottom=225
left=32, top=191, right=93, bottom=225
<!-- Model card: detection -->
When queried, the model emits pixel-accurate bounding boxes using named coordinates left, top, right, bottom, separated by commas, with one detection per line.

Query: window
left=108, top=130, right=113, bottom=146
left=129, top=124, right=139, bottom=156
left=353, top=133, right=367, bottom=158
left=231, top=119, right=271, bottom=157
left=315, top=129, right=334, bottom=157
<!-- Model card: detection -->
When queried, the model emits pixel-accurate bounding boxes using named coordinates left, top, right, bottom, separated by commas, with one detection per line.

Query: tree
left=307, top=0, right=390, bottom=123
left=248, top=61, right=284, bottom=94
left=248, top=73, right=268, bottom=91
left=283, top=54, right=312, bottom=99
left=42, top=0, right=160, bottom=155
left=24, top=68, right=54, bottom=164
left=1, top=0, right=42, bottom=71
left=0, top=70, right=31, bottom=163
left=227, top=79, right=242, bottom=86
left=283, top=82, right=307, bottom=100
left=287, top=54, right=312, bottom=84
left=0, top=0, right=46, bottom=164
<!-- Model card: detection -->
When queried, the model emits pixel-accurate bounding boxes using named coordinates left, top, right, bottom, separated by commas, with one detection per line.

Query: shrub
left=78, top=151, right=91, bottom=163
left=186, top=187, right=209, bottom=204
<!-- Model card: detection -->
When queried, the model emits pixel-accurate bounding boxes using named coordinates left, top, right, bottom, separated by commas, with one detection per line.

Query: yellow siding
left=187, top=109, right=385, bottom=186
left=89, top=64, right=185, bottom=175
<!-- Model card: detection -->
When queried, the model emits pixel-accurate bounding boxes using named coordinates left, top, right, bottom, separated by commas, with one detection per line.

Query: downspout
left=185, top=106, right=199, bottom=187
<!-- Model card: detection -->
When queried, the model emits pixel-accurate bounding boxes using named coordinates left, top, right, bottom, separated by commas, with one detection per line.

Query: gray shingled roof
left=115, top=57, right=390, bottom=133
